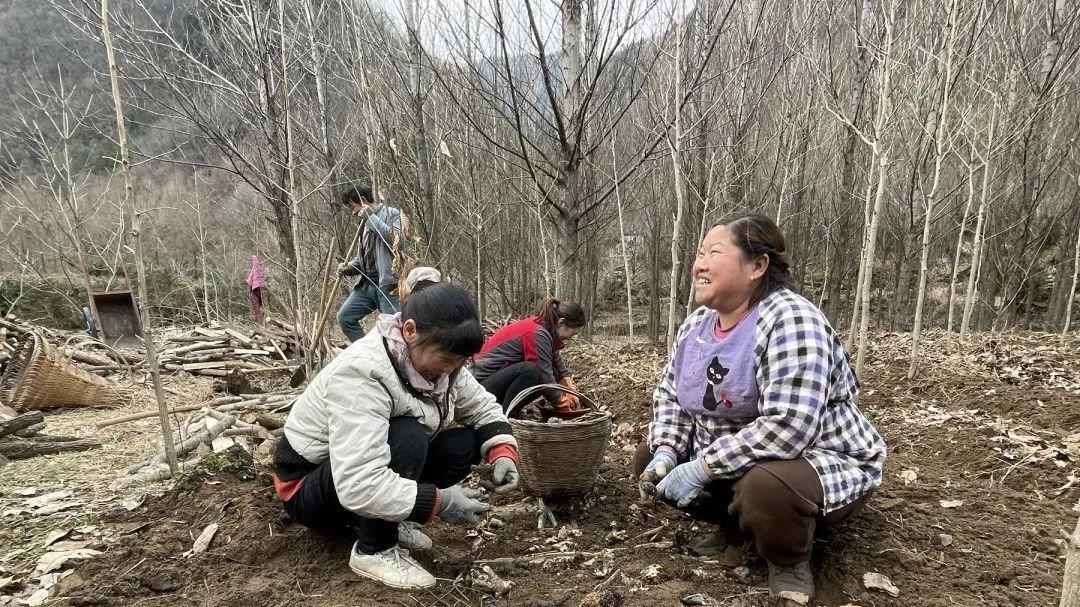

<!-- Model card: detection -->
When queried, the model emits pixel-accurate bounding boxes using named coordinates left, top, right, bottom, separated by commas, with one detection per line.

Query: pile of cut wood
left=102, top=390, right=299, bottom=488
left=0, top=411, right=101, bottom=468
left=156, top=321, right=300, bottom=378
left=2, top=313, right=302, bottom=381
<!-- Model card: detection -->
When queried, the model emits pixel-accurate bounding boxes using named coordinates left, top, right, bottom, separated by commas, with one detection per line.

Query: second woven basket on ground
left=0, top=331, right=131, bottom=411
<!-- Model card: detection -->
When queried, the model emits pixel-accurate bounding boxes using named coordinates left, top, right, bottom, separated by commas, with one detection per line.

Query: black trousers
left=479, top=361, right=543, bottom=412
left=283, top=417, right=481, bottom=554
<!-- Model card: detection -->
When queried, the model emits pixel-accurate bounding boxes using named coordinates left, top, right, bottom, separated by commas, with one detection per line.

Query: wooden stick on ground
left=1062, top=516, right=1080, bottom=607
left=96, top=397, right=244, bottom=428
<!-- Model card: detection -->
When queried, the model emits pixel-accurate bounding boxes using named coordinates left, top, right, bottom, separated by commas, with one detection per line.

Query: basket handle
left=505, top=383, right=597, bottom=419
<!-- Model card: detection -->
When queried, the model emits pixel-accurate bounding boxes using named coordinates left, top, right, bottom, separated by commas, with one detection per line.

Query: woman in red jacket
left=472, top=298, right=588, bottom=417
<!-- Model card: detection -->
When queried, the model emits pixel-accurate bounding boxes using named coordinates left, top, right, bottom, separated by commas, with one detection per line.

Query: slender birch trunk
left=613, top=139, right=634, bottom=340
left=666, top=27, right=686, bottom=348
left=854, top=0, right=898, bottom=376
left=1061, top=208, right=1080, bottom=346
left=961, top=110, right=997, bottom=338
left=947, top=155, right=976, bottom=332
left=856, top=147, right=889, bottom=375
left=101, top=0, right=178, bottom=473
left=847, top=178, right=873, bottom=351
left=908, top=0, right=960, bottom=378
left=278, top=0, right=304, bottom=353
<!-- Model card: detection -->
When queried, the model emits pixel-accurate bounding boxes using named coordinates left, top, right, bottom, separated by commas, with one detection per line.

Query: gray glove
left=639, top=449, right=677, bottom=499
left=491, top=458, right=520, bottom=494
left=438, top=485, right=491, bottom=525
left=336, top=262, right=350, bottom=276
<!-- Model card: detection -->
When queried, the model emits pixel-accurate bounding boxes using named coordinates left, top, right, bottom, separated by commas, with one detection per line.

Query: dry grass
left=0, top=372, right=219, bottom=574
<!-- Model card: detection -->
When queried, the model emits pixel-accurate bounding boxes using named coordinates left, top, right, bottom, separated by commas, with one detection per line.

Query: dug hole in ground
left=1, top=332, right=1078, bottom=607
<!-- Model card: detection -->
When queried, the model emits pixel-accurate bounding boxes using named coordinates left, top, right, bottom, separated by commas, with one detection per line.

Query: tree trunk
left=857, top=146, right=890, bottom=376
left=947, top=157, right=977, bottom=332
left=101, top=0, right=178, bottom=474
left=613, top=140, right=634, bottom=340
left=908, top=0, right=959, bottom=377
left=1062, top=217, right=1080, bottom=345
left=961, top=112, right=996, bottom=338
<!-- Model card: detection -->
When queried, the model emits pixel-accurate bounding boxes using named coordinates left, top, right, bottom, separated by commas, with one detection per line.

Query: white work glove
left=437, top=485, right=491, bottom=525
left=490, top=457, right=520, bottom=494
left=638, top=449, right=677, bottom=499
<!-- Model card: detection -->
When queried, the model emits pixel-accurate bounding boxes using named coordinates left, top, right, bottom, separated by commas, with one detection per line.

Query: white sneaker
left=349, top=542, right=436, bottom=589
left=398, top=522, right=433, bottom=550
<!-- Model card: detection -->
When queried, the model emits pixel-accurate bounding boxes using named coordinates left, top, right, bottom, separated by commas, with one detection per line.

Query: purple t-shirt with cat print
left=673, top=307, right=760, bottom=421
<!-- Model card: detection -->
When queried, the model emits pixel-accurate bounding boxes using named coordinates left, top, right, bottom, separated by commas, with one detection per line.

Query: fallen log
left=0, top=436, right=101, bottom=459
left=110, top=457, right=200, bottom=490
left=130, top=412, right=236, bottom=473
left=245, top=412, right=283, bottom=430
left=0, top=411, right=46, bottom=439
left=13, top=422, right=47, bottom=437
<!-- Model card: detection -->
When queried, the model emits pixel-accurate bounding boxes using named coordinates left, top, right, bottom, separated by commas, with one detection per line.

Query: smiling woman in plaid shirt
left=635, top=214, right=886, bottom=607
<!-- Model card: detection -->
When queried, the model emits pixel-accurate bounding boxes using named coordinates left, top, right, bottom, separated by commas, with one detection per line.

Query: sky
left=367, top=0, right=694, bottom=65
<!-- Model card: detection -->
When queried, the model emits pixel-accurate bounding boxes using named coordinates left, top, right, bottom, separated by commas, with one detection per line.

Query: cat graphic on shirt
left=702, top=356, right=734, bottom=411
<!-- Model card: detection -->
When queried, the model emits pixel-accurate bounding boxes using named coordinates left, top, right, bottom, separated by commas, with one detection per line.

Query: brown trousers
left=633, top=443, right=869, bottom=565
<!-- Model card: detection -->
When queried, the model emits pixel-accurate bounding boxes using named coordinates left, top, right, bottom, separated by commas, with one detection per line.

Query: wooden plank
left=267, top=338, right=288, bottom=361
left=223, top=328, right=253, bottom=346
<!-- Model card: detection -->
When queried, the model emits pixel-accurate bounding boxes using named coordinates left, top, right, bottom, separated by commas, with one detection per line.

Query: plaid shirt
left=649, top=289, right=886, bottom=513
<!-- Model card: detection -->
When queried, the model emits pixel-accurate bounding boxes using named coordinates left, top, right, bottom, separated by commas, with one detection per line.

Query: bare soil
left=2, top=331, right=1078, bottom=607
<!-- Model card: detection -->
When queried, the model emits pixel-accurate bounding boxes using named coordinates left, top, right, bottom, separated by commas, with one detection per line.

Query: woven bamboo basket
left=0, top=331, right=131, bottom=411
left=506, top=384, right=611, bottom=497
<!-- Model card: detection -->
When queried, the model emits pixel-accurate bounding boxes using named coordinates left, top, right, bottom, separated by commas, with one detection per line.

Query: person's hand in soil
left=639, top=448, right=677, bottom=499
left=557, top=377, right=581, bottom=407
left=437, top=485, right=491, bottom=524
left=656, top=458, right=714, bottom=508
left=490, top=457, right=520, bottom=493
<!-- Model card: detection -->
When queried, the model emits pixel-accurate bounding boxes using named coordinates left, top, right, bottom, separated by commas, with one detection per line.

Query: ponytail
left=533, top=297, right=587, bottom=332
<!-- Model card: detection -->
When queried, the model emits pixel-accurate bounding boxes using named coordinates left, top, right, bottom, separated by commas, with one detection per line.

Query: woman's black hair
left=714, top=213, right=794, bottom=304
left=534, top=297, right=587, bottom=333
left=401, top=282, right=484, bottom=357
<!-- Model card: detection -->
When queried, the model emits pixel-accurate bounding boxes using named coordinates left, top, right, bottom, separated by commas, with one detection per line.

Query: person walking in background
left=336, top=185, right=403, bottom=342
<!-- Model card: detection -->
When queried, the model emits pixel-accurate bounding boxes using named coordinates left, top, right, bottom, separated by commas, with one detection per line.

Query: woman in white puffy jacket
left=273, top=282, right=520, bottom=589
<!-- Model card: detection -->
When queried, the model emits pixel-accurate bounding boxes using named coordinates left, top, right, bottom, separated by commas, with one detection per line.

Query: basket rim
left=508, top=410, right=612, bottom=429
left=0, top=332, right=42, bottom=406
